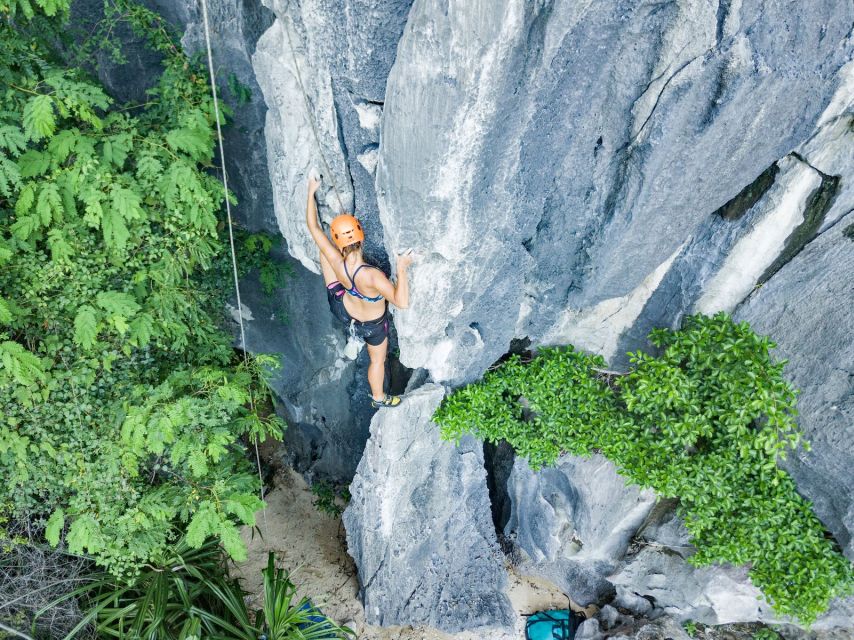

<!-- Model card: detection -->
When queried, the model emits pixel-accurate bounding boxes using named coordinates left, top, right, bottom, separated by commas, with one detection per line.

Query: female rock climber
left=305, top=176, right=413, bottom=408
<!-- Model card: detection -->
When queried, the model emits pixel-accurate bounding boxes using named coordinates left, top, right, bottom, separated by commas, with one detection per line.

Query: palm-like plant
left=258, top=553, right=353, bottom=640
left=195, top=552, right=354, bottom=640
left=35, top=541, right=354, bottom=640
left=33, top=537, right=243, bottom=639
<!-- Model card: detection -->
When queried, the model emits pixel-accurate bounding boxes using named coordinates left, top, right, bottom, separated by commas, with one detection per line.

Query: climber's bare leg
left=366, top=338, right=388, bottom=401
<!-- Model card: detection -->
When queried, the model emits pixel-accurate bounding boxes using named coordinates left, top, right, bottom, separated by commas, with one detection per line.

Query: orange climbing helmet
left=330, top=214, right=364, bottom=250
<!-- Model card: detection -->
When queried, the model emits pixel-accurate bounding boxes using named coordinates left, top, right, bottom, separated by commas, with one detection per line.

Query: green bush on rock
left=434, top=313, right=854, bottom=623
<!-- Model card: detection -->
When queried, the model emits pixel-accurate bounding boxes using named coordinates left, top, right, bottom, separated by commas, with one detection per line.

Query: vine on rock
left=0, top=0, right=284, bottom=575
left=434, top=313, right=854, bottom=623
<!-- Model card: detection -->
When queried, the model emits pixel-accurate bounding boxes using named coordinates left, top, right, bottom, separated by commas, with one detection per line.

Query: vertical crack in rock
left=715, top=162, right=780, bottom=221
left=252, top=2, right=356, bottom=272
left=483, top=440, right=516, bottom=543
left=715, top=0, right=733, bottom=46
left=758, top=162, right=840, bottom=284
left=332, top=80, right=357, bottom=196
left=242, top=0, right=415, bottom=481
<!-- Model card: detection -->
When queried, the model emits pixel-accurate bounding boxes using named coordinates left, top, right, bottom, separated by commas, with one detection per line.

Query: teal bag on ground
left=524, top=609, right=580, bottom=640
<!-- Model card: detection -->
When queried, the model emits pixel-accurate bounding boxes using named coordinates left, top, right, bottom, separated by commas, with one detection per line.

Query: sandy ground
left=234, top=466, right=580, bottom=640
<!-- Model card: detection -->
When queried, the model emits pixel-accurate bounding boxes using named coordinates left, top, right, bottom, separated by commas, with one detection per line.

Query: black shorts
left=326, top=282, right=389, bottom=346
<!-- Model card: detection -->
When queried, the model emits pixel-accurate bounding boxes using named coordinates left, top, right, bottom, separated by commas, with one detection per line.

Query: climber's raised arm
left=305, top=177, right=342, bottom=267
left=369, top=253, right=412, bottom=309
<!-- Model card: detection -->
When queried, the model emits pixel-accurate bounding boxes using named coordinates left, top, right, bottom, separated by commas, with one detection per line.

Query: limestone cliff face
left=82, top=0, right=854, bottom=635
left=377, top=1, right=852, bottom=383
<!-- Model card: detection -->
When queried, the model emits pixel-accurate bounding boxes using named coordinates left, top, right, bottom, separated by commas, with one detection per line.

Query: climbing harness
left=198, top=0, right=267, bottom=534
left=280, top=13, right=347, bottom=212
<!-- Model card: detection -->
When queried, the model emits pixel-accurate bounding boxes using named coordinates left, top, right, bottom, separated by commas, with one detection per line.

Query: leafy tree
left=434, top=313, right=854, bottom=623
left=0, top=0, right=284, bottom=575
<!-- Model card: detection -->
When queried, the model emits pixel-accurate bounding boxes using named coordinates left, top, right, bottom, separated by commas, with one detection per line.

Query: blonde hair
left=341, top=241, right=362, bottom=260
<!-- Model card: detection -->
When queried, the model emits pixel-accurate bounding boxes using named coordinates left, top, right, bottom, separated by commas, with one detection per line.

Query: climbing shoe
left=371, top=394, right=402, bottom=408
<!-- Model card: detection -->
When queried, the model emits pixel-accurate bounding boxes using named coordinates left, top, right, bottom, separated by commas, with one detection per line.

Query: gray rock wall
left=371, top=2, right=854, bottom=628
left=611, top=508, right=775, bottom=626
left=610, top=505, right=854, bottom=631
left=504, top=455, right=657, bottom=605
left=194, top=0, right=854, bottom=632
left=251, top=0, right=413, bottom=271
left=251, top=0, right=354, bottom=271
left=377, top=0, right=854, bottom=383
left=230, top=256, right=369, bottom=482
left=343, top=384, right=515, bottom=633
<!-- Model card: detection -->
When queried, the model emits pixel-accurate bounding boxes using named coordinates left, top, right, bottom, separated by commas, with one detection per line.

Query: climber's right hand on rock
left=396, top=250, right=414, bottom=269
left=307, top=176, right=321, bottom=194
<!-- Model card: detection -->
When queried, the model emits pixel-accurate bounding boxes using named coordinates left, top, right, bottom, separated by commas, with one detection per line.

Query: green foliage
left=36, top=541, right=354, bottom=640
left=0, top=504, right=26, bottom=552
left=0, top=0, right=69, bottom=20
left=234, top=231, right=293, bottom=296
left=0, top=1, right=285, bottom=576
left=751, top=628, right=781, bottom=640
left=35, top=536, right=251, bottom=640
left=683, top=620, right=698, bottom=637
left=434, top=313, right=854, bottom=623
left=254, top=552, right=354, bottom=640
left=311, top=481, right=351, bottom=518
left=438, top=346, right=620, bottom=469
left=227, top=72, right=252, bottom=106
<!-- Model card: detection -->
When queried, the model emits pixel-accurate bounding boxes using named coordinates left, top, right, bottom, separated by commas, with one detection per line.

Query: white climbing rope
left=198, top=0, right=267, bottom=535
left=279, top=12, right=347, bottom=212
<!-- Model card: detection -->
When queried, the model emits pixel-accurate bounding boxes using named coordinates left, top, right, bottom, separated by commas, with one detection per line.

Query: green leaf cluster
left=434, top=313, right=854, bottom=623
left=1, top=0, right=69, bottom=20
left=36, top=537, right=355, bottom=640
left=253, top=552, right=354, bottom=640
left=0, top=1, right=285, bottom=576
left=751, top=628, right=781, bottom=640
left=311, top=480, right=351, bottom=518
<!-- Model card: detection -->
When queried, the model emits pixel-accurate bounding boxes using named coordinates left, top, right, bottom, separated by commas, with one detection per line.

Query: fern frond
left=0, top=154, right=22, bottom=197
left=36, top=182, right=62, bottom=226
left=22, top=94, right=56, bottom=140
left=0, top=340, right=46, bottom=387
left=73, top=304, right=98, bottom=348
left=0, top=125, right=27, bottom=155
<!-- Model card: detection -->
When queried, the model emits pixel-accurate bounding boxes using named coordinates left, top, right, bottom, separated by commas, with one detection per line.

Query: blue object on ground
left=297, top=601, right=337, bottom=638
left=525, top=609, right=580, bottom=640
